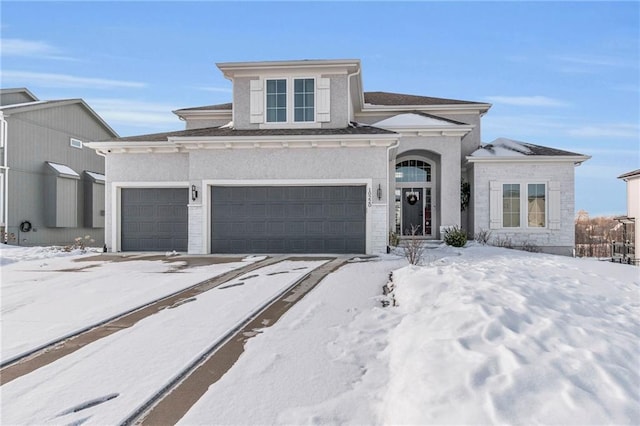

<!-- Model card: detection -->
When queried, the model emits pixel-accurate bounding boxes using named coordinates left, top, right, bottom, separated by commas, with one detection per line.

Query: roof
left=618, top=169, right=640, bottom=180
left=116, top=123, right=396, bottom=142
left=469, top=138, right=589, bottom=161
left=374, top=111, right=469, bottom=127
left=174, top=103, right=232, bottom=113
left=363, top=91, right=481, bottom=106
left=0, top=98, right=119, bottom=138
left=0, top=87, right=39, bottom=103
left=175, top=92, right=485, bottom=113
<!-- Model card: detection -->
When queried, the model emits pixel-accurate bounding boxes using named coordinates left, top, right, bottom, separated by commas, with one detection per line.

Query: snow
left=2, top=259, right=328, bottom=425
left=472, top=137, right=533, bottom=157
left=45, top=161, right=79, bottom=176
left=2, top=245, right=639, bottom=425
left=84, top=171, right=105, bottom=181
left=180, top=246, right=639, bottom=425
left=373, top=113, right=453, bottom=127
left=0, top=245, right=257, bottom=363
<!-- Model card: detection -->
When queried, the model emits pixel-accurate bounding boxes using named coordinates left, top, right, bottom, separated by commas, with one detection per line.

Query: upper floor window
left=395, top=160, right=431, bottom=182
left=250, top=76, right=330, bottom=125
left=70, top=138, right=83, bottom=149
left=294, top=78, right=314, bottom=122
left=266, top=79, right=287, bottom=123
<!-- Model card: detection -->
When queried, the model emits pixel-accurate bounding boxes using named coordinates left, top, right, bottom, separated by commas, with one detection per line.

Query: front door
left=400, top=188, right=433, bottom=237
left=402, top=188, right=423, bottom=235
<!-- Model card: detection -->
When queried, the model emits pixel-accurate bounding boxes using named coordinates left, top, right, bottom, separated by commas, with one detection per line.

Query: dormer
left=216, top=59, right=361, bottom=130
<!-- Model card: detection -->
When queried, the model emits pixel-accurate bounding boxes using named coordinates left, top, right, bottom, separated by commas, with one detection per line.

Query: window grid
left=502, top=184, right=521, bottom=227
left=527, top=183, right=546, bottom=227
left=395, top=160, right=431, bottom=182
left=266, top=79, right=287, bottom=122
left=294, top=78, right=314, bottom=122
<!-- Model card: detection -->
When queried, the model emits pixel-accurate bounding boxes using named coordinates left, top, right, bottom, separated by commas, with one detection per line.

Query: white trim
left=467, top=155, right=590, bottom=164
left=491, top=180, right=551, bottom=231
left=110, top=181, right=189, bottom=252
left=70, top=138, right=83, bottom=149
left=394, top=157, right=438, bottom=238
left=86, top=135, right=399, bottom=155
left=204, top=178, right=374, bottom=254
left=262, top=76, right=318, bottom=126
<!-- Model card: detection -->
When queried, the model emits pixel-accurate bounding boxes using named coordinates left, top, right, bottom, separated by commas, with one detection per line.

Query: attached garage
left=211, top=185, right=366, bottom=254
left=121, top=188, right=188, bottom=251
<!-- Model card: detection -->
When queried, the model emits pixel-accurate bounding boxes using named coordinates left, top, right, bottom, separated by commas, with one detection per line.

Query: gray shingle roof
left=174, top=103, right=232, bottom=112
left=618, top=169, right=640, bottom=179
left=363, top=91, right=481, bottom=106
left=174, top=91, right=484, bottom=113
left=117, top=124, right=396, bottom=142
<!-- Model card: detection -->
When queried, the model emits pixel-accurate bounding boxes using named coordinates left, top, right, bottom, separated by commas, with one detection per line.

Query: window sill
left=259, top=122, right=322, bottom=130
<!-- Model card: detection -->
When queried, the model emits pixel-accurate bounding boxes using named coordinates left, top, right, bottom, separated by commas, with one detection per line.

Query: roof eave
left=466, top=155, right=591, bottom=165
left=359, top=103, right=492, bottom=114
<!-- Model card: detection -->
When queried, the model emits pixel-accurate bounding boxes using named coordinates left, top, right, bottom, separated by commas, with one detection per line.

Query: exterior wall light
left=377, top=184, right=382, bottom=200
left=191, top=185, right=198, bottom=201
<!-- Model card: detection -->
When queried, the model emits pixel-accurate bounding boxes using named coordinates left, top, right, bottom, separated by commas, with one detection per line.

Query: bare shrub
left=492, top=236, right=514, bottom=249
left=404, top=225, right=425, bottom=265
left=474, top=228, right=492, bottom=245
left=520, top=240, right=542, bottom=253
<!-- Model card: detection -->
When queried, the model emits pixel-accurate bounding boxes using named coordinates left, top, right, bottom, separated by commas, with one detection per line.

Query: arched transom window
left=395, top=159, right=431, bottom=183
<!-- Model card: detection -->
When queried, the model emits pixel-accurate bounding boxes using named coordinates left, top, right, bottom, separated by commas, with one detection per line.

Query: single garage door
left=121, top=188, right=188, bottom=251
left=211, top=186, right=366, bottom=254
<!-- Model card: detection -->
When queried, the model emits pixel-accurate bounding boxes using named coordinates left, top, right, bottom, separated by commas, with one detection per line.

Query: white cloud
left=485, top=95, right=569, bottom=107
left=0, top=38, right=76, bottom=61
left=1, top=70, right=146, bottom=89
left=87, top=98, right=180, bottom=129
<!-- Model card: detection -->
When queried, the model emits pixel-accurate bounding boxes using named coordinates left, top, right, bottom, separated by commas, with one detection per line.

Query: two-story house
left=0, top=88, right=118, bottom=246
left=86, top=59, right=588, bottom=255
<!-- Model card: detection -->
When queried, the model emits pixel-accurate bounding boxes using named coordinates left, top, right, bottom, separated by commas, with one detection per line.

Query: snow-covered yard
left=1, top=244, right=639, bottom=425
left=0, top=245, right=258, bottom=363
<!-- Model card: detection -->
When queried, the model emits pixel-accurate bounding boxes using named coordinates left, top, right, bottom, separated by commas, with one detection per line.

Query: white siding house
left=87, top=59, right=588, bottom=256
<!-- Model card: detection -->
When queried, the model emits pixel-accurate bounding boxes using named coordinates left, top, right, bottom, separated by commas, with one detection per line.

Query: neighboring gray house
left=614, top=169, right=639, bottom=264
left=0, top=88, right=118, bottom=246
left=86, top=59, right=589, bottom=255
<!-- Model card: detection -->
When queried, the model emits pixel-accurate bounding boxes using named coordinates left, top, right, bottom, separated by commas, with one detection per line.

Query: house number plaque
left=367, top=187, right=372, bottom=207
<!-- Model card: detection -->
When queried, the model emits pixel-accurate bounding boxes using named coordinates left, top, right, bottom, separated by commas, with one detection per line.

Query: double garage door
left=212, top=186, right=366, bottom=254
left=121, top=185, right=366, bottom=253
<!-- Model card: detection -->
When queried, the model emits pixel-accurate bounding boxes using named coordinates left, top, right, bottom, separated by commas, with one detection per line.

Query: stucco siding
left=185, top=117, right=232, bottom=130
left=473, top=161, right=576, bottom=255
left=232, top=77, right=257, bottom=130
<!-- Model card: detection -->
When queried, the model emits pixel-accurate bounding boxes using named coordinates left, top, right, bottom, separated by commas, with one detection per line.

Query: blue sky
left=1, top=1, right=638, bottom=216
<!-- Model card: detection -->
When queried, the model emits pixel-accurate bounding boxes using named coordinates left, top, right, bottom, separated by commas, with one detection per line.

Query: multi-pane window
left=395, top=160, right=431, bottom=182
left=502, top=184, right=521, bottom=227
left=294, top=78, right=314, bottom=122
left=527, top=183, right=546, bottom=227
left=266, top=79, right=287, bottom=122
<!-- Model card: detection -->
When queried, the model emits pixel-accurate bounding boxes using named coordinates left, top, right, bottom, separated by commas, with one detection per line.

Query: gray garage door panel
left=211, top=186, right=366, bottom=254
left=121, top=188, right=188, bottom=251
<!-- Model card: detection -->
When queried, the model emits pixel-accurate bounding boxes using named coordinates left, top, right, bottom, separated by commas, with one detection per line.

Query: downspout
left=346, top=66, right=361, bottom=124
left=0, top=111, right=9, bottom=242
left=386, top=138, right=400, bottom=250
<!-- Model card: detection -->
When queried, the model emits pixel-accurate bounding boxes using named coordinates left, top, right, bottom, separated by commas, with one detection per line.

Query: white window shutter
left=548, top=181, right=561, bottom=230
left=489, top=181, right=501, bottom=229
left=250, top=79, right=264, bottom=124
left=316, top=77, right=330, bottom=122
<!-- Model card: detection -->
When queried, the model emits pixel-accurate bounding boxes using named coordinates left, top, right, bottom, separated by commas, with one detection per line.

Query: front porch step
left=395, top=239, right=444, bottom=249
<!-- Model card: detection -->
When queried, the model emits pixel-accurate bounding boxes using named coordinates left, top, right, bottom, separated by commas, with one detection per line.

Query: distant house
left=86, top=59, right=589, bottom=255
left=0, top=88, right=118, bottom=246
left=614, top=169, right=639, bottom=264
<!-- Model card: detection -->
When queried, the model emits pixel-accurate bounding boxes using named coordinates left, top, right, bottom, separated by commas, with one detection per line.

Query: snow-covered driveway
left=1, top=246, right=257, bottom=363
left=1, top=259, right=327, bottom=425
